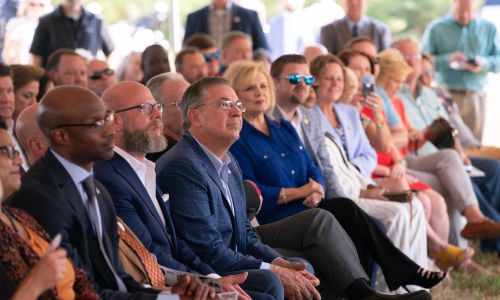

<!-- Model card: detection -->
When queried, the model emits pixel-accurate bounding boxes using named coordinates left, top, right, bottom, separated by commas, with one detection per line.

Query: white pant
left=355, top=198, right=428, bottom=293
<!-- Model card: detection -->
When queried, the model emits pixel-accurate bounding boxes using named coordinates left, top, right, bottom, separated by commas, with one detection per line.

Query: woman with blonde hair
left=225, top=60, right=444, bottom=297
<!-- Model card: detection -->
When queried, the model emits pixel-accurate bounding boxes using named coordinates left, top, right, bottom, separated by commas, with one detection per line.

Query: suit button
left=299, top=146, right=303, bottom=150
left=263, top=155, right=268, bottom=159
left=291, top=170, right=295, bottom=175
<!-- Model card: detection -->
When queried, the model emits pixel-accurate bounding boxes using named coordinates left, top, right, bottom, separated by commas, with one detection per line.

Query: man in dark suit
left=184, top=0, right=268, bottom=51
left=320, top=0, right=391, bottom=54
left=8, top=86, right=176, bottom=299
left=95, top=81, right=268, bottom=300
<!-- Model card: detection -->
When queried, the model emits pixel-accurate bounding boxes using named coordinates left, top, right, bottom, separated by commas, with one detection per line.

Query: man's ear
left=188, top=108, right=202, bottom=128
left=50, top=128, right=69, bottom=146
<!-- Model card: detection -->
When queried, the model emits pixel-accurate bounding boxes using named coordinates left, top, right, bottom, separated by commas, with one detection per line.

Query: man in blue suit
left=156, top=77, right=327, bottom=300
left=184, top=0, right=268, bottom=51
left=95, top=81, right=274, bottom=300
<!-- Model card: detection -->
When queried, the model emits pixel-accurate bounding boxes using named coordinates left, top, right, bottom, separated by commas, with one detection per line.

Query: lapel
left=156, top=187, right=178, bottom=253
left=340, top=17, right=351, bottom=41
left=109, top=154, right=169, bottom=238
left=230, top=4, right=242, bottom=31
left=45, top=151, right=90, bottom=228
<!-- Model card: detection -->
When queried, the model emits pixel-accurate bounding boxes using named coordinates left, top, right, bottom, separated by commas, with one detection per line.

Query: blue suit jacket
left=183, top=4, right=268, bottom=50
left=156, top=133, right=281, bottom=273
left=94, top=152, right=215, bottom=275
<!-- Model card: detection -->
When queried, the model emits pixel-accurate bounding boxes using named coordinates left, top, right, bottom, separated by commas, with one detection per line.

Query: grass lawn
left=431, top=243, right=500, bottom=300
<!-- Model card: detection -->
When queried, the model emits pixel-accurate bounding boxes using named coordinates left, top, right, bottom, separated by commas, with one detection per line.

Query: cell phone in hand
left=361, top=75, right=375, bottom=98
left=46, top=233, right=62, bottom=253
left=466, top=58, right=478, bottom=67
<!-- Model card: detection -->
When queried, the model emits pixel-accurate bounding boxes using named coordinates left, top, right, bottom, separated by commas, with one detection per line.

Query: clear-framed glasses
left=280, top=74, right=315, bottom=86
left=89, top=68, right=115, bottom=80
left=52, top=111, right=115, bottom=131
left=194, top=99, right=246, bottom=112
left=203, top=51, right=221, bottom=62
left=166, top=101, right=182, bottom=110
left=115, top=103, right=164, bottom=115
left=0, top=145, right=20, bottom=160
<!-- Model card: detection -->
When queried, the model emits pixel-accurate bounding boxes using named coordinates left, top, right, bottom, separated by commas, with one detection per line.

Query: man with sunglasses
left=175, top=48, right=208, bottom=83
left=184, top=34, right=223, bottom=77
left=9, top=85, right=178, bottom=299
left=87, top=59, right=117, bottom=96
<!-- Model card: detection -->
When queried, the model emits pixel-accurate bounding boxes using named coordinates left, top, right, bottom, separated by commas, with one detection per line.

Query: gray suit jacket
left=320, top=16, right=391, bottom=54
left=273, top=107, right=348, bottom=199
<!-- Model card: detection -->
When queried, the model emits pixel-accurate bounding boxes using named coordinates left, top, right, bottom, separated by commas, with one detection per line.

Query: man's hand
left=220, top=273, right=252, bottom=300
left=449, top=52, right=467, bottom=64
left=270, top=260, right=321, bottom=300
left=360, top=187, right=388, bottom=201
left=172, top=275, right=216, bottom=300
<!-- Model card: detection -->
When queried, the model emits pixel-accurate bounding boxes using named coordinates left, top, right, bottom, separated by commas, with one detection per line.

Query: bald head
left=38, top=86, right=103, bottom=139
left=452, top=0, right=475, bottom=26
left=101, top=81, right=154, bottom=111
left=15, top=104, right=48, bottom=166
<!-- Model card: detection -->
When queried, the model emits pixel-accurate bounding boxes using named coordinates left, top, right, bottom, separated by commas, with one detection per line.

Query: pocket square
left=162, top=193, right=169, bottom=202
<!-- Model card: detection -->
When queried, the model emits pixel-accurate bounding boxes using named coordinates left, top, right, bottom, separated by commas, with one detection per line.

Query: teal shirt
left=397, top=84, right=449, bottom=156
left=421, top=14, right=500, bottom=91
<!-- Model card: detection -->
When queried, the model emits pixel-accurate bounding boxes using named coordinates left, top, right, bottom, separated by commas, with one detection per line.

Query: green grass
left=431, top=244, right=500, bottom=300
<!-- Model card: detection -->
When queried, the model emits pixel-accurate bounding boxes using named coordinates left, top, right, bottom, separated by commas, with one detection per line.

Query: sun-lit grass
left=431, top=243, right=500, bottom=300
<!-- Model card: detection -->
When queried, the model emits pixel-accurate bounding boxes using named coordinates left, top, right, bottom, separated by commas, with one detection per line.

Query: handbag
left=424, top=117, right=458, bottom=149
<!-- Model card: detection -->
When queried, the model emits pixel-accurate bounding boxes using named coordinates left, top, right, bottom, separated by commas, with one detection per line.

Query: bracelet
left=279, top=188, right=287, bottom=204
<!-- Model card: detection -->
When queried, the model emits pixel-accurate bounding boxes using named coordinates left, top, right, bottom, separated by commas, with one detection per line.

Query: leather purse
left=424, top=117, right=458, bottom=149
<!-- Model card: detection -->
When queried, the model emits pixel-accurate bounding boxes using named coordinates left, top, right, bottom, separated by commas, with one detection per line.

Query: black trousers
left=319, top=197, right=420, bottom=291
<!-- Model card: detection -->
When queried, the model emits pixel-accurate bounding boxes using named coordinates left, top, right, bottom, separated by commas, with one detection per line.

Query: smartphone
left=466, top=58, right=478, bottom=67
left=361, top=75, right=375, bottom=98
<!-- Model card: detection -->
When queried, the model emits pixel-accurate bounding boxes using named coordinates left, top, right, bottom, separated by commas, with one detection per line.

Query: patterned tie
left=82, top=176, right=127, bottom=292
left=117, top=219, right=165, bottom=287
left=352, top=24, right=359, bottom=37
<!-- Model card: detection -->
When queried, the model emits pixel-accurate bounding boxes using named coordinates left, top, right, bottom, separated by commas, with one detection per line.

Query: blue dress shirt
left=229, top=116, right=326, bottom=225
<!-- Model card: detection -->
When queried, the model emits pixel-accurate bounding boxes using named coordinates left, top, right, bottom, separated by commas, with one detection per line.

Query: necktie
left=82, top=176, right=127, bottom=292
left=352, top=24, right=359, bottom=37
left=117, top=220, right=165, bottom=287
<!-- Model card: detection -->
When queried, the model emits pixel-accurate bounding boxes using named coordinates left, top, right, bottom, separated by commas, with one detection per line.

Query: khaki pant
left=449, top=89, right=486, bottom=142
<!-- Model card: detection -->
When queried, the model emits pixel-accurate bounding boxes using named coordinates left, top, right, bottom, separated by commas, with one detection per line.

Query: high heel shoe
left=403, top=267, right=446, bottom=291
left=430, top=245, right=475, bottom=271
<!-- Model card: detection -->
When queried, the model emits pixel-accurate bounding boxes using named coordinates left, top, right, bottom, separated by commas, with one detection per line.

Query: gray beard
left=122, top=126, right=167, bottom=154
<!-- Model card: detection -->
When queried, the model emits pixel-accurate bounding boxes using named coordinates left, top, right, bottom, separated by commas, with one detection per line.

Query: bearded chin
left=123, top=127, right=167, bottom=154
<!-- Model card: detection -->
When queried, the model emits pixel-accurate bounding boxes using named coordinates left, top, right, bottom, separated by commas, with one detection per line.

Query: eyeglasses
left=52, top=111, right=115, bottom=131
left=0, top=145, right=20, bottom=160
left=280, top=74, right=315, bottom=86
left=194, top=99, right=246, bottom=112
left=166, top=101, right=182, bottom=110
left=404, top=54, right=421, bottom=62
left=203, top=51, right=221, bottom=62
left=89, top=68, right=115, bottom=80
left=115, top=103, right=164, bottom=115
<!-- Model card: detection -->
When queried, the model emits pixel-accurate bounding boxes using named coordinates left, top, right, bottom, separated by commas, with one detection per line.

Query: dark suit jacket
left=8, top=151, right=157, bottom=300
left=183, top=4, right=268, bottom=50
left=320, top=16, right=391, bottom=54
left=94, top=152, right=215, bottom=275
left=156, top=133, right=281, bottom=273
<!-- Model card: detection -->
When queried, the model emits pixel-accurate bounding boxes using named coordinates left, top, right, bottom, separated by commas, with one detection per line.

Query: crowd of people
left=0, top=0, right=499, bottom=299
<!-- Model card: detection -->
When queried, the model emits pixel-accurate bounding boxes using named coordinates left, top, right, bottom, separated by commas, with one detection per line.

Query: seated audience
left=184, top=34, right=222, bottom=77
left=175, top=47, right=208, bottom=83
left=393, top=38, right=500, bottom=255
left=8, top=86, right=171, bottom=299
left=223, top=61, right=443, bottom=295
left=87, top=59, right=117, bottom=96
left=0, top=121, right=100, bottom=300
left=419, top=53, right=500, bottom=161
left=46, top=48, right=87, bottom=87
left=141, top=44, right=170, bottom=85
left=253, top=48, right=272, bottom=71
left=10, top=64, right=44, bottom=121
left=14, top=103, right=47, bottom=167
left=0, top=64, right=29, bottom=171
left=303, top=44, right=328, bottom=64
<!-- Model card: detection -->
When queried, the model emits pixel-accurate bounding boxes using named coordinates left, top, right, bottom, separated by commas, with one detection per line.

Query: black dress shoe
left=365, top=290, right=431, bottom=300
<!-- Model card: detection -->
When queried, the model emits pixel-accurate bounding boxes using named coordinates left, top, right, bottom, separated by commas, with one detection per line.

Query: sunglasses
left=89, top=68, right=115, bottom=80
left=0, top=145, right=20, bottom=160
left=281, top=74, right=315, bottom=86
left=203, top=51, right=221, bottom=62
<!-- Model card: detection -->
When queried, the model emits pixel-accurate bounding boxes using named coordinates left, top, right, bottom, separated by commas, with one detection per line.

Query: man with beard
left=95, top=81, right=264, bottom=300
